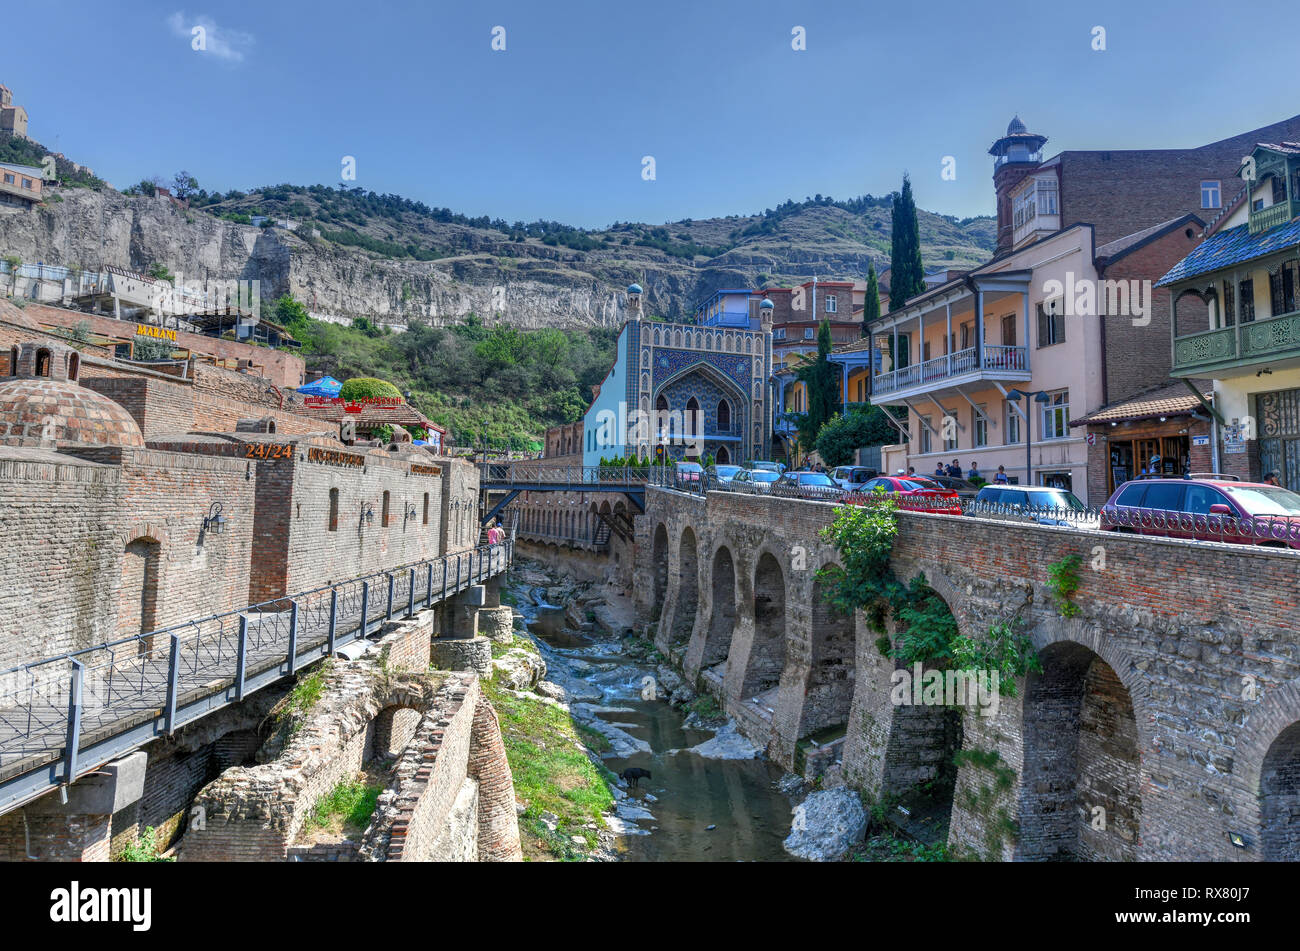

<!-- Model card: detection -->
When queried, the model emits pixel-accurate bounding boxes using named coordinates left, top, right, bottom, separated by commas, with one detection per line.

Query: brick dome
left=0, top=377, right=144, bottom=448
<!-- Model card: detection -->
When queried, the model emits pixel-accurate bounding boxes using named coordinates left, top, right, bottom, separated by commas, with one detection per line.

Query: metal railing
left=649, top=474, right=1300, bottom=549
left=483, top=463, right=653, bottom=485
left=0, top=540, right=512, bottom=813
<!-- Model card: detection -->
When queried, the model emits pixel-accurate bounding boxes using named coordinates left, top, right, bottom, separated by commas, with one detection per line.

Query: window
left=1000, top=314, right=1017, bottom=346
left=1005, top=404, right=1021, bottom=444
left=1239, top=278, right=1255, bottom=323
left=943, top=413, right=958, bottom=452
left=1269, top=261, right=1298, bottom=316
left=1185, top=484, right=1229, bottom=515
left=1041, top=390, right=1070, bottom=440
left=686, top=397, right=700, bottom=436
left=328, top=488, right=339, bottom=531
left=1036, top=300, right=1065, bottom=347
left=1271, top=175, right=1287, bottom=206
left=34, top=348, right=50, bottom=377
left=382, top=490, right=391, bottom=527
left=21, top=178, right=32, bottom=189
left=1115, top=483, right=1147, bottom=507
left=1221, top=279, right=1236, bottom=327
left=1142, top=482, right=1185, bottom=511
left=774, top=328, right=786, bottom=340
left=423, top=492, right=430, bottom=525
left=919, top=415, right=932, bottom=454
left=825, top=294, right=837, bottom=313
left=803, top=328, right=815, bottom=339
left=717, top=399, right=731, bottom=432
left=960, top=322, right=973, bottom=350
left=1201, top=180, right=1221, bottom=209
left=1036, top=179, right=1058, bottom=216
left=2, top=174, right=12, bottom=184
left=974, top=405, right=988, bottom=447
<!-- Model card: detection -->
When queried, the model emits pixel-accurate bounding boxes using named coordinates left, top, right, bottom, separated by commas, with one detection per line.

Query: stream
left=511, top=573, right=797, bottom=862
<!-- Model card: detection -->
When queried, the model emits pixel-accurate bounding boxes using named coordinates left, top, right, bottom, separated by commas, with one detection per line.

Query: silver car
left=731, top=468, right=781, bottom=494
left=970, top=485, right=1097, bottom=528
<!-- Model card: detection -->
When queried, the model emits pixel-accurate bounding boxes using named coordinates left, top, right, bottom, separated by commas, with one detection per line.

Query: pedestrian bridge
left=641, top=485, right=1300, bottom=861
left=0, top=542, right=511, bottom=815
left=479, top=463, right=647, bottom=525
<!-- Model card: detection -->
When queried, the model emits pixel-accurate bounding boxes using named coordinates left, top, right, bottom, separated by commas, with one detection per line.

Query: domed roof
left=0, top=299, right=41, bottom=331
left=759, top=298, right=774, bottom=309
left=0, top=377, right=144, bottom=448
left=1007, top=115, right=1027, bottom=136
left=627, top=283, right=642, bottom=295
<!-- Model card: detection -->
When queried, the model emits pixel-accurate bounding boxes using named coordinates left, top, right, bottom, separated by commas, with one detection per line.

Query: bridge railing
left=651, top=477, right=1300, bottom=550
left=0, top=540, right=512, bottom=808
left=484, top=463, right=653, bottom=485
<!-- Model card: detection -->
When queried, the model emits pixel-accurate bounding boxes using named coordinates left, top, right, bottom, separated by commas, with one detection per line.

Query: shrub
left=339, top=376, right=402, bottom=402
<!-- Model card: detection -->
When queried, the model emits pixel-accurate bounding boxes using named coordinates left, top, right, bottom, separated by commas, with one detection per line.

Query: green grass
left=484, top=677, right=615, bottom=861
left=115, top=826, right=175, bottom=862
left=271, top=661, right=331, bottom=733
left=687, top=694, right=722, bottom=719
left=303, top=778, right=382, bottom=835
left=850, top=834, right=953, bottom=863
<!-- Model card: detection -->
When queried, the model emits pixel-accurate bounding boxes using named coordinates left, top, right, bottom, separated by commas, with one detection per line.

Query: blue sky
left=6, top=0, right=1299, bottom=228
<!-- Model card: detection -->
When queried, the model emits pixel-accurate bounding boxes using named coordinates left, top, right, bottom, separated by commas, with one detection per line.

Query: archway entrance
left=1261, top=720, right=1300, bottom=860
left=669, top=528, right=699, bottom=647
left=119, top=537, right=162, bottom=641
left=1019, top=641, right=1141, bottom=861
left=701, top=546, right=737, bottom=669
left=741, top=553, right=785, bottom=703
left=651, top=523, right=669, bottom=619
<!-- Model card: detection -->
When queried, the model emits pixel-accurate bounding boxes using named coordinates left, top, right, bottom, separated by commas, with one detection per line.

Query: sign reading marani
left=135, top=324, right=177, bottom=343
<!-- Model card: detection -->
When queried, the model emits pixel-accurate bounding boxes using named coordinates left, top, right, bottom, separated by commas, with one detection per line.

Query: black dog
left=619, top=767, right=652, bottom=789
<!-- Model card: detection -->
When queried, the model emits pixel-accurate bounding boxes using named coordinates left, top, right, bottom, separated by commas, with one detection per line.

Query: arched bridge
left=479, top=463, right=646, bottom=525
left=641, top=485, right=1300, bottom=862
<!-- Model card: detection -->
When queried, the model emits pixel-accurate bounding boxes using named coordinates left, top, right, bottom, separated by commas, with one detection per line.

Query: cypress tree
left=862, top=261, right=880, bottom=337
left=795, top=319, right=838, bottom=450
left=889, top=174, right=925, bottom=311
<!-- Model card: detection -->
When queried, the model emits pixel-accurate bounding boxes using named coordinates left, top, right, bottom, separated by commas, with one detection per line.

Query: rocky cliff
left=0, top=185, right=995, bottom=330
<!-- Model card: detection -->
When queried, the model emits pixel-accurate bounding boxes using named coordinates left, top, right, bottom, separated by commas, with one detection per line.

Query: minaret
left=989, top=116, right=1048, bottom=254
left=626, top=282, right=642, bottom=322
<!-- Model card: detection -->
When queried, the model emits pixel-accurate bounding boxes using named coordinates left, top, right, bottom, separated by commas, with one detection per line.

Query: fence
left=0, top=540, right=512, bottom=813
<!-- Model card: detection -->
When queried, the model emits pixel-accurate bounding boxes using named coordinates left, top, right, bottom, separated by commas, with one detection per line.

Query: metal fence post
left=408, top=567, right=416, bottom=616
left=425, top=563, right=434, bottom=609
left=386, top=573, right=395, bottom=620
left=441, top=558, right=449, bottom=602
left=359, top=581, right=370, bottom=640
left=286, top=600, right=300, bottom=676
left=63, top=660, right=84, bottom=786
left=326, top=589, right=338, bottom=657
left=164, top=634, right=181, bottom=735
left=235, top=616, right=249, bottom=701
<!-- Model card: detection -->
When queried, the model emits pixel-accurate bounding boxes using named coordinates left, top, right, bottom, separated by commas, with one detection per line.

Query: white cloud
left=167, top=11, right=254, bottom=63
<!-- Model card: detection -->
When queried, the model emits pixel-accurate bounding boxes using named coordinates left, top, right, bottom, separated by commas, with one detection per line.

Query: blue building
left=583, top=285, right=774, bottom=466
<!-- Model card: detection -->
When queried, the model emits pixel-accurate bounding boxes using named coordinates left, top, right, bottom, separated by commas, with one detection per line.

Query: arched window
left=35, top=348, right=51, bottom=377
left=656, top=394, right=669, bottom=440
left=717, top=399, right=731, bottom=432
left=382, top=491, right=391, bottom=527
left=686, top=397, right=700, bottom=437
left=67, top=353, right=80, bottom=381
left=8, top=347, right=16, bottom=376
left=328, top=488, right=339, bottom=532
left=423, top=492, right=430, bottom=525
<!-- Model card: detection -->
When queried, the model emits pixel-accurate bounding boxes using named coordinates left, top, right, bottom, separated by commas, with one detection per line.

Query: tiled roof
left=1155, top=218, right=1300, bottom=286
left=1071, top=384, right=1209, bottom=426
left=1096, top=214, right=1200, bottom=261
left=1258, top=141, right=1300, bottom=155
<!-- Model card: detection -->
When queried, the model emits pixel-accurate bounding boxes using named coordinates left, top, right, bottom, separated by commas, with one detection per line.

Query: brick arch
left=1231, top=678, right=1300, bottom=858
left=739, top=547, right=789, bottom=700
left=117, top=522, right=171, bottom=553
left=665, top=526, right=700, bottom=648
left=650, top=522, right=669, bottom=620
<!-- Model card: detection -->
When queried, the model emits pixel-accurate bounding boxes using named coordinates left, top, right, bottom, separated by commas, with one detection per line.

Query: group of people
left=928, top=458, right=1008, bottom=484
left=485, top=519, right=506, bottom=545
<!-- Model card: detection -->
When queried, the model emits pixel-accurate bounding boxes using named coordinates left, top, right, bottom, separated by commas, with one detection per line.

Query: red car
left=1101, top=477, right=1300, bottom=550
left=844, top=475, right=962, bottom=515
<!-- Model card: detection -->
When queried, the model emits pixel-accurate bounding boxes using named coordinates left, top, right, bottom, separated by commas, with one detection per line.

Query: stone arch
left=741, top=551, right=786, bottom=700
left=797, top=571, right=856, bottom=740
left=369, top=702, right=424, bottom=760
left=1232, top=678, right=1300, bottom=860
left=651, top=523, right=669, bottom=618
left=1173, top=286, right=1214, bottom=336
left=700, top=545, right=737, bottom=669
left=715, top=445, right=730, bottom=465
left=668, top=527, right=699, bottom=647
left=1018, top=637, right=1142, bottom=861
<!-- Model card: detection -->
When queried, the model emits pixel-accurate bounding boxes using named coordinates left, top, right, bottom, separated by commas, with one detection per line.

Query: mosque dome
left=0, top=341, right=143, bottom=448
left=627, top=283, right=643, bottom=295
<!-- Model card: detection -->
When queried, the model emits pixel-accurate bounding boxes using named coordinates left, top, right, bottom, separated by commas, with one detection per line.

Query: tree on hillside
left=862, top=261, right=880, bottom=337
left=271, top=295, right=310, bottom=336
left=794, top=319, right=839, bottom=450
left=172, top=171, right=199, bottom=200
left=889, top=174, right=925, bottom=310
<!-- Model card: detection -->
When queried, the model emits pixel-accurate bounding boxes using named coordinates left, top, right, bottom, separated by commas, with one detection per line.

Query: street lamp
left=1005, top=388, right=1052, bottom=487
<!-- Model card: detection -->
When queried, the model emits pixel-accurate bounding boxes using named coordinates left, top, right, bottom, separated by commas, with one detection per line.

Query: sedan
left=774, top=470, right=844, bottom=500
left=705, top=464, right=744, bottom=485
left=845, top=476, right=962, bottom=514
left=731, top=468, right=781, bottom=494
left=1102, top=477, right=1300, bottom=549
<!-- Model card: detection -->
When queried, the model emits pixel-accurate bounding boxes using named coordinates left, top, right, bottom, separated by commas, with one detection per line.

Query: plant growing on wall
left=1045, top=554, right=1083, bottom=618
left=951, top=616, right=1042, bottom=696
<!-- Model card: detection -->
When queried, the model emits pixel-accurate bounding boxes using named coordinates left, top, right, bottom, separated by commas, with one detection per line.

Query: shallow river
left=521, top=593, right=796, bottom=862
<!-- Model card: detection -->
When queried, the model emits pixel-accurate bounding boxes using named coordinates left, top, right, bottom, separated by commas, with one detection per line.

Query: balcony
left=871, top=344, right=1029, bottom=398
left=1172, top=309, right=1300, bottom=376
left=1249, top=198, right=1300, bottom=235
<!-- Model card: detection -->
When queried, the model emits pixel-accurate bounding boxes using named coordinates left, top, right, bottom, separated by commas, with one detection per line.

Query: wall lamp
left=1228, top=831, right=1249, bottom=849
left=360, top=502, right=375, bottom=528
left=404, top=503, right=418, bottom=524
left=201, top=502, right=228, bottom=536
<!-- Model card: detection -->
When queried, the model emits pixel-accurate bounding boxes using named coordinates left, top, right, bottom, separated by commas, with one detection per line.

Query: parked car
left=830, top=465, right=879, bottom=491
left=775, top=470, right=843, bottom=500
left=1101, top=477, right=1300, bottom=549
left=928, top=474, right=982, bottom=500
left=748, top=460, right=787, bottom=475
left=673, top=461, right=703, bottom=489
left=705, top=464, right=743, bottom=485
left=972, top=485, right=1092, bottom=526
left=731, top=468, right=781, bottom=494
left=845, top=476, right=962, bottom=514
